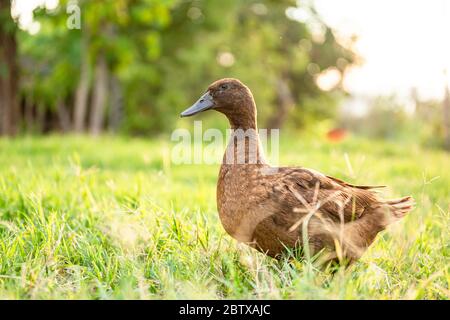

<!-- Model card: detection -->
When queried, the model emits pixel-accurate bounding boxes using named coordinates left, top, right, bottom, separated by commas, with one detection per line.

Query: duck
left=180, top=78, right=414, bottom=264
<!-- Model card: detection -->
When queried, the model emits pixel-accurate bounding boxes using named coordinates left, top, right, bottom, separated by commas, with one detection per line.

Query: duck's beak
left=181, top=91, right=215, bottom=117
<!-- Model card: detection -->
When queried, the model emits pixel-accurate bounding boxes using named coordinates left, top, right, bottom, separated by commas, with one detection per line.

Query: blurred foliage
left=16, top=0, right=356, bottom=135
left=414, top=98, right=448, bottom=149
left=340, top=95, right=447, bottom=149
left=341, top=96, right=411, bottom=139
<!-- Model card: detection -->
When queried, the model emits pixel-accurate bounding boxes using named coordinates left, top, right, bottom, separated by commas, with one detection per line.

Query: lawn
left=0, top=134, right=448, bottom=299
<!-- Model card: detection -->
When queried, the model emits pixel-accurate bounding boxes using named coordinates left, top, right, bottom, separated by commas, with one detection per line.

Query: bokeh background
left=1, top=0, right=449, bottom=147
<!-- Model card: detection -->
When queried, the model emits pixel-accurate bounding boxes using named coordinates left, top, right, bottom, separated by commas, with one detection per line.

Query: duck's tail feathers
left=384, top=196, right=415, bottom=219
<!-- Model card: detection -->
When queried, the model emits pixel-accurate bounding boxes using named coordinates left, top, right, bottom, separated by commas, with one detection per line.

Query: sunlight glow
left=315, top=68, right=341, bottom=91
left=12, top=0, right=59, bottom=32
left=312, top=0, right=450, bottom=100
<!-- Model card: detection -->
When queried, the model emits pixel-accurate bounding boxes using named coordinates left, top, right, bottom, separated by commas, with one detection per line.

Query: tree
left=0, top=0, right=19, bottom=136
left=89, top=51, right=108, bottom=135
left=443, top=76, right=450, bottom=150
left=20, top=0, right=175, bottom=134
left=148, top=0, right=356, bottom=133
left=73, top=31, right=90, bottom=132
left=15, top=0, right=356, bottom=135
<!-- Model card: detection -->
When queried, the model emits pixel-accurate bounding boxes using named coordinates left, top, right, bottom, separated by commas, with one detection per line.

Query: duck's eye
left=220, top=84, right=228, bottom=90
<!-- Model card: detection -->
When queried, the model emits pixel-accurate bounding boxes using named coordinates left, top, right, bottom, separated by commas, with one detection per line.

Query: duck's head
left=181, top=78, right=257, bottom=129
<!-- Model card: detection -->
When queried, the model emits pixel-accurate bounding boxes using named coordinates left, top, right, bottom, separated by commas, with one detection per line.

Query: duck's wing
left=325, top=175, right=385, bottom=190
left=267, top=167, right=381, bottom=223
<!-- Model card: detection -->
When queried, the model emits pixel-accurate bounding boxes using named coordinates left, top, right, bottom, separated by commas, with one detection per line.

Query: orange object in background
left=326, top=128, right=348, bottom=142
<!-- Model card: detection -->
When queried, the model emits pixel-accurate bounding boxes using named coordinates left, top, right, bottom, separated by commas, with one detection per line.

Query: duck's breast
left=216, top=164, right=271, bottom=241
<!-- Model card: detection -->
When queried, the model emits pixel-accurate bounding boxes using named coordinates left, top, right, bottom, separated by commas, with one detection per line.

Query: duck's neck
left=227, top=114, right=257, bottom=131
left=224, top=98, right=257, bottom=131
left=223, top=116, right=267, bottom=166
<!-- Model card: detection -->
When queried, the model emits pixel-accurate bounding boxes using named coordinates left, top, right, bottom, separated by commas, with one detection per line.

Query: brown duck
left=181, top=78, right=414, bottom=264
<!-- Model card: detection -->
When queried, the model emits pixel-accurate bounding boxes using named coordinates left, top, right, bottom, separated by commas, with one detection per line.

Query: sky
left=311, top=0, right=450, bottom=101
left=11, top=0, right=450, bottom=101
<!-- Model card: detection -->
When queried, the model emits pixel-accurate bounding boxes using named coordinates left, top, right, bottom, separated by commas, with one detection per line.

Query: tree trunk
left=0, top=0, right=19, bottom=136
left=24, top=94, right=34, bottom=132
left=89, top=52, right=108, bottom=135
left=108, top=75, right=123, bottom=132
left=36, top=102, right=46, bottom=134
left=56, top=98, right=71, bottom=133
left=73, top=32, right=90, bottom=133
left=266, top=78, right=295, bottom=130
left=443, top=84, right=450, bottom=151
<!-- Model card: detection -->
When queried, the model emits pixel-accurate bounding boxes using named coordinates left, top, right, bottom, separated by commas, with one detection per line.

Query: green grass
left=0, top=134, right=448, bottom=299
